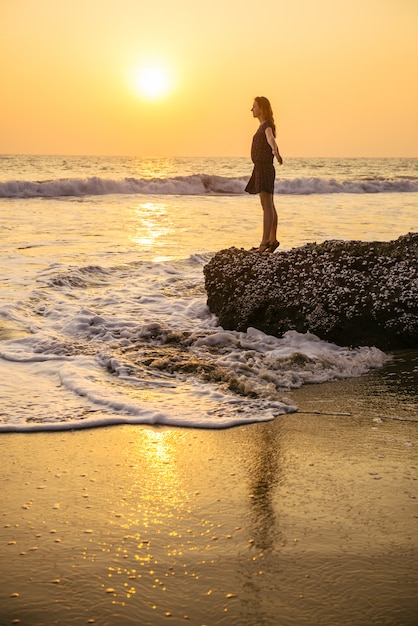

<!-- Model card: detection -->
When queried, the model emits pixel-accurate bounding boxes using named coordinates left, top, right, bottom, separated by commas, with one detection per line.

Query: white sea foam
left=0, top=257, right=389, bottom=432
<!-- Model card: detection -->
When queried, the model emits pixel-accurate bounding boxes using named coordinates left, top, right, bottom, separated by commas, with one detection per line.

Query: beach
left=1, top=361, right=418, bottom=626
left=1, top=155, right=417, bottom=624
left=3, top=0, right=418, bottom=618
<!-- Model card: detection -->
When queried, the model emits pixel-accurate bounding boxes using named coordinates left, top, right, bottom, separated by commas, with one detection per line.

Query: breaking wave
left=1, top=174, right=418, bottom=198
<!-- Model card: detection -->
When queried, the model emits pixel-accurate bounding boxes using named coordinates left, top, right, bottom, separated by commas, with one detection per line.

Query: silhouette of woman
left=245, top=96, right=283, bottom=253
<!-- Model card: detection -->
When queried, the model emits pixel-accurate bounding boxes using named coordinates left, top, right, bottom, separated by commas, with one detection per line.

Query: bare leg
left=269, top=197, right=278, bottom=244
left=258, top=192, right=277, bottom=251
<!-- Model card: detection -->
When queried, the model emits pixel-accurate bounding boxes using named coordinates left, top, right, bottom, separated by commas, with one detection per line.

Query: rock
left=203, top=233, right=418, bottom=350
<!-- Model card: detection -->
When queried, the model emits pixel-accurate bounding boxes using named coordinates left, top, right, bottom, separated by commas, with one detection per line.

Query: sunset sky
left=1, top=0, right=417, bottom=157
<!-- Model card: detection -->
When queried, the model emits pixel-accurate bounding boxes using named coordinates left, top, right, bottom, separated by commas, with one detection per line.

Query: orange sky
left=1, top=0, right=417, bottom=157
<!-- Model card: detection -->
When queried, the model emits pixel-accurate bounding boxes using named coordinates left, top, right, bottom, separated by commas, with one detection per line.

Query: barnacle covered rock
left=203, top=233, right=418, bottom=350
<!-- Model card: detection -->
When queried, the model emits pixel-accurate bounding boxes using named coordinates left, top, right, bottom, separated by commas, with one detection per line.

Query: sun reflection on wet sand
left=90, top=428, right=191, bottom=612
left=1, top=402, right=418, bottom=625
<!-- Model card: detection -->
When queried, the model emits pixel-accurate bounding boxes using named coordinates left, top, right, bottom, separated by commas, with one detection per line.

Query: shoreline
left=1, top=365, right=417, bottom=626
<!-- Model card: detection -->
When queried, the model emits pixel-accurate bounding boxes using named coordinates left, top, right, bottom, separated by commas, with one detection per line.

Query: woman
left=245, top=96, right=283, bottom=253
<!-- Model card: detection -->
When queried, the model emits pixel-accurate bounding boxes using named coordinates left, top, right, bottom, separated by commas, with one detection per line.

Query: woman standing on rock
left=245, top=96, right=283, bottom=253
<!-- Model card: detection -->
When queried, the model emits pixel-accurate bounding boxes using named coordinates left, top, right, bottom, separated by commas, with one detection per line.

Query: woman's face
left=251, top=100, right=261, bottom=118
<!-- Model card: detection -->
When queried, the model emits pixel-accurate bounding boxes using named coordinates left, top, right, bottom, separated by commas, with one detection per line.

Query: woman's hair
left=255, top=96, right=276, bottom=137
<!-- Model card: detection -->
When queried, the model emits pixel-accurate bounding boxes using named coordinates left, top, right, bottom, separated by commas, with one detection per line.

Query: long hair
left=255, top=96, right=276, bottom=137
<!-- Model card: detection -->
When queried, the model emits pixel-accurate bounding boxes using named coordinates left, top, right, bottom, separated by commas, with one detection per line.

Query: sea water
left=0, top=155, right=417, bottom=431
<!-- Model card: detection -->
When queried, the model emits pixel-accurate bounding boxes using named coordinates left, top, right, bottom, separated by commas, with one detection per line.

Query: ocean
left=1, top=155, right=417, bottom=431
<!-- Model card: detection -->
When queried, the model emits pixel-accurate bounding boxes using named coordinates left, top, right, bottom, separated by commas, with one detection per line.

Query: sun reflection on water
left=130, top=202, right=172, bottom=249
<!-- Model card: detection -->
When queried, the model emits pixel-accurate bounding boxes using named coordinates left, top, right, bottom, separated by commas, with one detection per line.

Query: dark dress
left=245, top=121, right=275, bottom=195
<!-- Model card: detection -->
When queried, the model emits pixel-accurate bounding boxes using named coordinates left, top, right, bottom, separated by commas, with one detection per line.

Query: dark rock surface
left=203, top=233, right=418, bottom=350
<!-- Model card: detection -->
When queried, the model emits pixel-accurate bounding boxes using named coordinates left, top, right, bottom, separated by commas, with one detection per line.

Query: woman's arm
left=265, top=126, right=283, bottom=165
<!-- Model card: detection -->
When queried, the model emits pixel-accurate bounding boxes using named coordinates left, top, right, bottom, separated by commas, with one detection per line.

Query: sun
left=133, top=66, right=172, bottom=100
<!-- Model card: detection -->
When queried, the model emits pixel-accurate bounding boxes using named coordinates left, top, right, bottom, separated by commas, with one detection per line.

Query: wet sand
left=1, top=356, right=417, bottom=626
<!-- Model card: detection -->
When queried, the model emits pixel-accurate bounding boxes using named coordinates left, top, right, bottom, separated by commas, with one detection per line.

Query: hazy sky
left=1, top=0, right=417, bottom=157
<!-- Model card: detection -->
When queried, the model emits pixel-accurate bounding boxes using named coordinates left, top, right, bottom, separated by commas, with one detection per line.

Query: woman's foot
left=267, top=241, right=280, bottom=253
left=257, top=241, right=270, bottom=253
